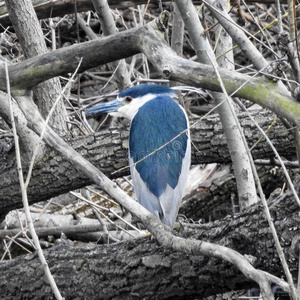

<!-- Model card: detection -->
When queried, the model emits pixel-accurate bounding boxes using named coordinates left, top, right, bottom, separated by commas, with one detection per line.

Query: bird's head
left=86, top=84, right=176, bottom=120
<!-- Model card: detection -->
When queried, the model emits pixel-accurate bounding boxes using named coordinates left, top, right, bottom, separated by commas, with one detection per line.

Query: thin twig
left=275, top=0, right=283, bottom=32
left=70, top=191, right=141, bottom=235
left=93, top=208, right=120, bottom=243
left=5, top=236, right=33, bottom=254
left=5, top=60, right=64, bottom=300
left=205, top=53, right=298, bottom=300
left=254, top=158, right=299, bottom=168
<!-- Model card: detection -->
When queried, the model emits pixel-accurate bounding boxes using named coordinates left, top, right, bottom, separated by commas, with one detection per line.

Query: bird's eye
left=125, top=96, right=133, bottom=103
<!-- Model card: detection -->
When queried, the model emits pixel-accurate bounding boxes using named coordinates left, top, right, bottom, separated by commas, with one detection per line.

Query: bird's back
left=129, top=95, right=190, bottom=227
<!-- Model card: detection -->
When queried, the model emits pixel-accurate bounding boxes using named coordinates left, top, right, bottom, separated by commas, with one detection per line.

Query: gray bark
left=5, top=0, right=67, bottom=135
left=0, top=181, right=299, bottom=299
left=0, top=110, right=296, bottom=221
left=175, top=0, right=257, bottom=209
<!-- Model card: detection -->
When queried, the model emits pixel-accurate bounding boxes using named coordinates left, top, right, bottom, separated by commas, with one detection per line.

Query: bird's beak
left=86, top=99, right=124, bottom=115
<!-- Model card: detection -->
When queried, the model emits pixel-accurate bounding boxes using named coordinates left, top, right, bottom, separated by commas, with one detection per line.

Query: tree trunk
left=5, top=0, right=67, bottom=135
left=0, top=110, right=295, bottom=221
left=0, top=181, right=299, bottom=299
left=174, top=0, right=257, bottom=208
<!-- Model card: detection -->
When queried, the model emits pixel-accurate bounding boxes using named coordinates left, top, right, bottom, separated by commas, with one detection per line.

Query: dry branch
left=1, top=13, right=299, bottom=127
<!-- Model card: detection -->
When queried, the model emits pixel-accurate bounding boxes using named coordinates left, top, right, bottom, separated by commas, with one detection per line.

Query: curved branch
left=1, top=13, right=299, bottom=126
left=136, top=13, right=300, bottom=126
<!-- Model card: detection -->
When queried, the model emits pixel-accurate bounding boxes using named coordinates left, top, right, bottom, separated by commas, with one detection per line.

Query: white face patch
left=116, top=93, right=165, bottom=120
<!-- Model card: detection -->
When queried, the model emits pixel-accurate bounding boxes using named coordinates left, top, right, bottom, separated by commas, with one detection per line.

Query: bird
left=86, top=84, right=191, bottom=228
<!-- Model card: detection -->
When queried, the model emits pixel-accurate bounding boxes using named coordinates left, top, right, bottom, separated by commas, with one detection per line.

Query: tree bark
left=5, top=0, right=67, bottom=135
left=91, top=0, right=131, bottom=90
left=175, top=0, right=257, bottom=208
left=0, top=181, right=299, bottom=299
left=0, top=110, right=296, bottom=221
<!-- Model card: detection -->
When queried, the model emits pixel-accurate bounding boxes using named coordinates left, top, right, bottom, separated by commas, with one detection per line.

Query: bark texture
left=0, top=110, right=295, bottom=221
left=5, top=0, right=67, bottom=134
left=0, top=181, right=299, bottom=299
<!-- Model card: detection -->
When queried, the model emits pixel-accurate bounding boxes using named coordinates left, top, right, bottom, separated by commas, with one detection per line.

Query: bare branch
left=0, top=13, right=298, bottom=127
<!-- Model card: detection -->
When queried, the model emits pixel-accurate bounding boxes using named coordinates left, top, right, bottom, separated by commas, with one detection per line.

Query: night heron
left=86, top=84, right=191, bottom=228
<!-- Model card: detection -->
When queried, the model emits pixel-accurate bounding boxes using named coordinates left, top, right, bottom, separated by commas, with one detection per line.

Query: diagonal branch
left=2, top=179, right=298, bottom=298
left=9, top=90, right=292, bottom=299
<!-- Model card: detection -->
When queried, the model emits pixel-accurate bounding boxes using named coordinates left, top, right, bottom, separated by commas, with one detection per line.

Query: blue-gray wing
left=129, top=141, right=190, bottom=227
left=129, top=96, right=190, bottom=227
